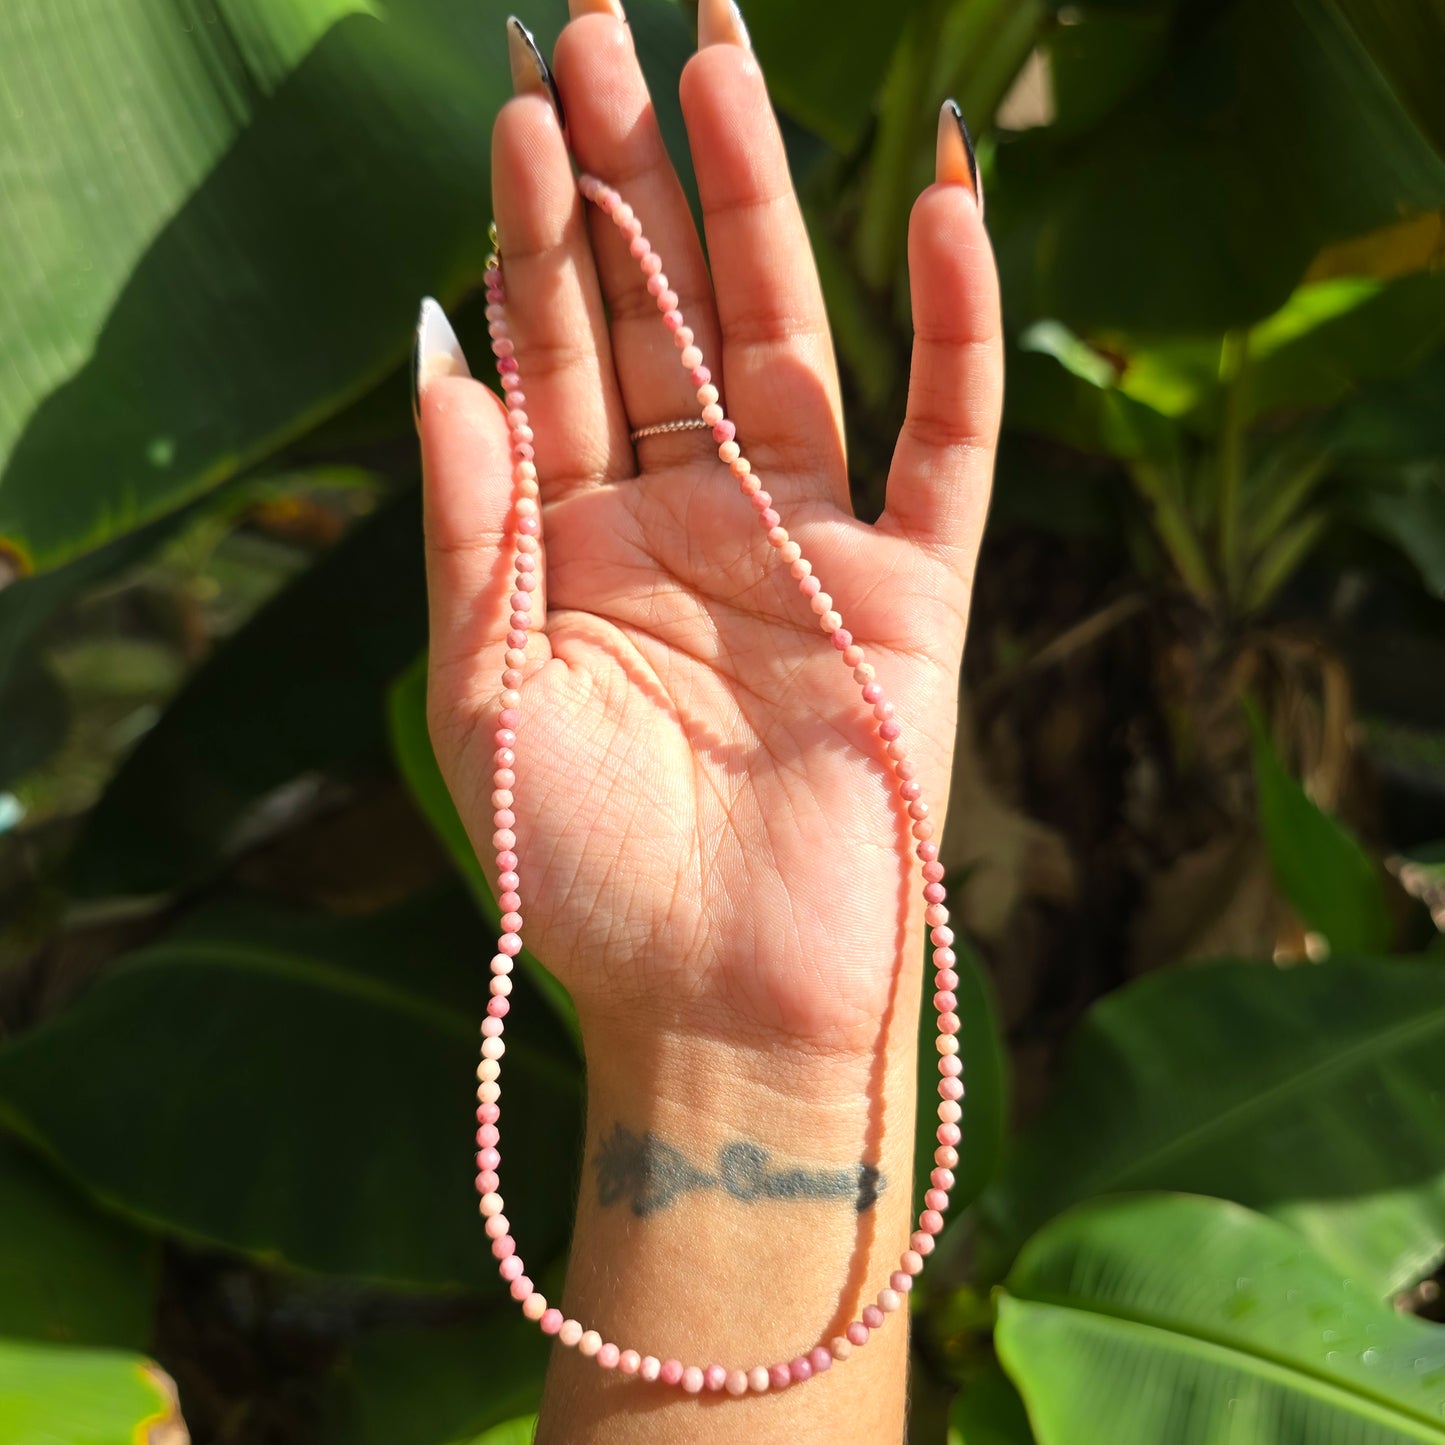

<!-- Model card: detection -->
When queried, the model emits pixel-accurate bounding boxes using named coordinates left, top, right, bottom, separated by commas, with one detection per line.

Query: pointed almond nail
left=937, top=100, right=981, bottom=212
left=412, top=298, right=471, bottom=430
left=507, top=17, right=566, bottom=129
left=568, top=0, right=625, bottom=17
left=698, top=0, right=749, bottom=50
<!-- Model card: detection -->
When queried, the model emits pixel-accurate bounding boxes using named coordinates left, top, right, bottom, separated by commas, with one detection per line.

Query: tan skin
left=417, top=7, right=1002, bottom=1440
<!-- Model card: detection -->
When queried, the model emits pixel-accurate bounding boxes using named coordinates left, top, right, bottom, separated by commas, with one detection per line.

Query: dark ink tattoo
left=593, top=1125, right=886, bottom=1217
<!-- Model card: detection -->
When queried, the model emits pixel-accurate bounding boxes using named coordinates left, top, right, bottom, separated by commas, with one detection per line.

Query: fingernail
left=568, top=0, right=625, bottom=17
left=937, top=100, right=982, bottom=212
left=507, top=16, right=566, bottom=129
left=697, top=0, right=750, bottom=49
left=412, top=297, right=471, bottom=430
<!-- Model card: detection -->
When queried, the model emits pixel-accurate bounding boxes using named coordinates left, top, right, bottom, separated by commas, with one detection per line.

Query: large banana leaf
left=0, top=888, right=581, bottom=1289
left=0, top=0, right=694, bottom=579
left=980, top=956, right=1445, bottom=1295
left=996, top=1193, right=1445, bottom=1444
left=0, top=1339, right=185, bottom=1445
left=0, top=1137, right=157, bottom=1348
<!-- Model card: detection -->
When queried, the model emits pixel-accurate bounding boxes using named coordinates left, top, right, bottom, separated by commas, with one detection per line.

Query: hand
left=418, top=9, right=1002, bottom=1073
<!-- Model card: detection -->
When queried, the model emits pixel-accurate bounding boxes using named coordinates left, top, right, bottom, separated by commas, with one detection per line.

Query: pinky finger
left=877, top=101, right=1002, bottom=574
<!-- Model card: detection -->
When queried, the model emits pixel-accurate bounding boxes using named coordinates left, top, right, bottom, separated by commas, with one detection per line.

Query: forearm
left=535, top=945, right=926, bottom=1443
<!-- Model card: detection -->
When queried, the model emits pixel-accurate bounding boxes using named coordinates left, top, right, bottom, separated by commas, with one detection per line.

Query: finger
left=552, top=13, right=724, bottom=467
left=878, top=102, right=1002, bottom=569
left=415, top=302, right=548, bottom=715
left=679, top=7, right=848, bottom=508
left=493, top=19, right=633, bottom=496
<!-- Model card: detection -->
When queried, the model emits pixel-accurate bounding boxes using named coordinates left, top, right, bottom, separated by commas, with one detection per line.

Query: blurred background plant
left=2, top=0, right=1444, bottom=1441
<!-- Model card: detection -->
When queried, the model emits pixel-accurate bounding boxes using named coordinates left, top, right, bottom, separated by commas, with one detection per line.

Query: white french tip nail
left=412, top=297, right=471, bottom=427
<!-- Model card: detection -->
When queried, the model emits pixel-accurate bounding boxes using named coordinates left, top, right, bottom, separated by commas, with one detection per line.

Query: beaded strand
left=473, top=174, right=963, bottom=1395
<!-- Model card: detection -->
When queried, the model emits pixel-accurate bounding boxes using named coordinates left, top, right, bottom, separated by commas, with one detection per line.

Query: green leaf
left=996, top=1193, right=1445, bottom=1445
left=949, top=1361, right=1037, bottom=1445
left=914, top=935, right=1007, bottom=1215
left=66, top=487, right=426, bottom=898
left=0, top=1339, right=185, bottom=1445
left=387, top=653, right=579, bottom=1044
left=0, top=0, right=695, bottom=577
left=0, top=649, right=67, bottom=792
left=1247, top=703, right=1391, bottom=954
left=981, top=955, right=1445, bottom=1295
left=465, top=1421, right=539, bottom=1445
left=0, top=1137, right=158, bottom=1349
left=0, top=888, right=582, bottom=1290
left=1349, top=469, right=1445, bottom=601
left=322, top=1313, right=547, bottom=1445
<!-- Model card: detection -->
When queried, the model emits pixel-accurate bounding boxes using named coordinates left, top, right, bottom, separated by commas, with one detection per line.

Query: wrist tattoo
left=593, top=1124, right=885, bottom=1217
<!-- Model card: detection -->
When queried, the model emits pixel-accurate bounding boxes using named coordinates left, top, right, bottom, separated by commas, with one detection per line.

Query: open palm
left=418, top=14, right=1001, bottom=1062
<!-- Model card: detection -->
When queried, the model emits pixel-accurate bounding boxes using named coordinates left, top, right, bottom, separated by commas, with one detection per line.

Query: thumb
left=415, top=297, right=547, bottom=737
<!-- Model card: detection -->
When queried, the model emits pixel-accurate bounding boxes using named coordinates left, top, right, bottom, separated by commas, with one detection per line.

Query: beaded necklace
left=473, top=174, right=964, bottom=1396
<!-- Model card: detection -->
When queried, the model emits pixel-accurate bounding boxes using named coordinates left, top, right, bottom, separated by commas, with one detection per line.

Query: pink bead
left=675, top=326, right=694, bottom=348
left=760, top=508, right=781, bottom=530
left=488, top=997, right=510, bottom=1018
left=645, top=271, right=668, bottom=295
left=664, top=309, right=683, bottom=330
left=809, top=1346, right=832, bottom=1374
left=912, top=1230, right=936, bottom=1256
left=477, top=1170, right=499, bottom=1193
left=932, top=1167, right=956, bottom=1191
left=494, top=729, right=516, bottom=749
left=481, top=1018, right=504, bottom=1040
left=902, top=1249, right=925, bottom=1275
left=491, top=1235, right=515, bottom=1260
left=924, top=883, right=946, bottom=905
left=498, top=934, right=522, bottom=956
left=510, top=1276, right=533, bottom=1301
left=926, top=1188, right=950, bottom=1212
left=498, top=869, right=519, bottom=889
left=920, top=1209, right=945, bottom=1235
left=925, top=902, right=948, bottom=925
left=940, top=1013, right=961, bottom=1035
left=939, top=1053, right=962, bottom=1075
left=879, top=1289, right=902, bottom=1313
left=478, top=1122, right=500, bottom=1146
left=862, top=682, right=883, bottom=703
left=800, top=575, right=821, bottom=597
left=726, top=1369, right=748, bottom=1396
left=847, top=1322, right=869, bottom=1347
left=704, top=1364, right=727, bottom=1392
left=497, top=850, right=518, bottom=871
left=891, top=1272, right=913, bottom=1293
left=478, top=1148, right=500, bottom=1171
left=900, top=780, right=922, bottom=801
left=520, top=1294, right=545, bottom=1326
left=477, top=1102, right=500, bottom=1124
left=619, top=1350, right=641, bottom=1375
left=499, top=890, right=521, bottom=911
left=681, top=1366, right=704, bottom=1394
left=862, top=1306, right=885, bottom=1330
left=879, top=719, right=902, bottom=741
left=629, top=235, right=650, bottom=258
left=921, top=843, right=942, bottom=865
left=934, top=991, right=957, bottom=1013
left=641, top=252, right=663, bottom=276
left=769, top=1362, right=792, bottom=1389
left=789, top=1357, right=812, bottom=1384
left=597, top=1343, right=620, bottom=1369
left=541, top=1308, right=563, bottom=1334
left=832, top=629, right=853, bottom=650
left=660, top=1359, right=683, bottom=1387
left=691, top=365, right=711, bottom=386
left=940, top=1077, right=964, bottom=1101
left=559, top=1319, right=582, bottom=1347
left=500, top=911, right=523, bottom=933
left=844, top=644, right=865, bottom=666
left=713, top=419, right=736, bottom=443
left=681, top=346, right=703, bottom=369
left=507, top=631, right=528, bottom=650
left=640, top=1355, right=661, bottom=1381
left=938, top=1122, right=962, bottom=1146
left=936, top=967, right=960, bottom=991
left=748, top=1365, right=771, bottom=1393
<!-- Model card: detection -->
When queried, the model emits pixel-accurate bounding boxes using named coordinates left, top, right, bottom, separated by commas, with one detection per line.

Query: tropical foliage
left=1, top=0, right=1443, bottom=1441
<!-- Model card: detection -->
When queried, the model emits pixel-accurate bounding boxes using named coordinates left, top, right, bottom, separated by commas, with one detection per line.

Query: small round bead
left=920, top=1209, right=946, bottom=1235
left=938, top=1123, right=962, bottom=1148
left=480, top=1192, right=504, bottom=1216
left=481, top=1037, right=505, bottom=1060
left=937, top=969, right=960, bottom=993
left=541, top=1308, right=564, bottom=1335
left=926, top=1187, right=951, bottom=1212
left=619, top=1350, right=641, bottom=1375
left=809, top=1346, right=833, bottom=1374
left=697, top=383, right=719, bottom=406
left=479, top=1080, right=501, bottom=1105
left=937, top=1035, right=959, bottom=1056
left=704, top=1364, right=727, bottom=1392
left=477, top=1059, right=500, bottom=1083
left=499, top=934, right=523, bottom=956
left=719, top=440, right=741, bottom=464
left=509, top=1276, right=533, bottom=1302
left=891, top=1272, right=913, bottom=1294
left=780, top=540, right=801, bottom=563
left=487, top=997, right=509, bottom=1018
left=809, top=592, right=833, bottom=615
left=523, top=1292, right=548, bottom=1321
left=597, top=1343, right=620, bottom=1369
left=578, top=1331, right=602, bottom=1358
left=559, top=1319, right=583, bottom=1347
left=932, top=1167, right=956, bottom=1191
left=769, top=1362, right=792, bottom=1390
left=491, top=954, right=513, bottom=974
left=862, top=682, right=884, bottom=703
left=682, top=1366, right=704, bottom=1394
left=681, top=346, right=703, bottom=369
left=879, top=719, right=902, bottom=741
left=862, top=1306, right=885, bottom=1330
left=932, top=924, right=955, bottom=946
left=854, top=663, right=876, bottom=684
left=878, top=1289, right=902, bottom=1313
left=847, top=1321, right=870, bottom=1347
left=912, top=1230, right=936, bottom=1256
left=939, top=1099, right=963, bottom=1125
left=481, top=1016, right=504, bottom=1039
left=832, top=629, right=853, bottom=650
left=939, top=1013, right=962, bottom=1036
left=934, top=990, right=958, bottom=1013
left=484, top=1212, right=508, bottom=1239
left=902, top=1249, right=925, bottom=1275
left=749, top=1365, right=771, bottom=1393
left=641, top=1356, right=662, bottom=1382
left=820, top=610, right=843, bottom=633
left=830, top=1335, right=853, bottom=1361
left=799, top=575, right=821, bottom=597
left=476, top=1171, right=499, bottom=1194
left=843, top=644, right=865, bottom=666
left=726, top=1369, right=748, bottom=1396
left=940, top=1077, right=964, bottom=1101
left=789, top=1357, right=812, bottom=1384
left=491, top=1234, right=515, bottom=1259
left=674, top=325, right=694, bottom=348
left=661, top=1360, right=684, bottom=1387
left=923, top=860, right=945, bottom=882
